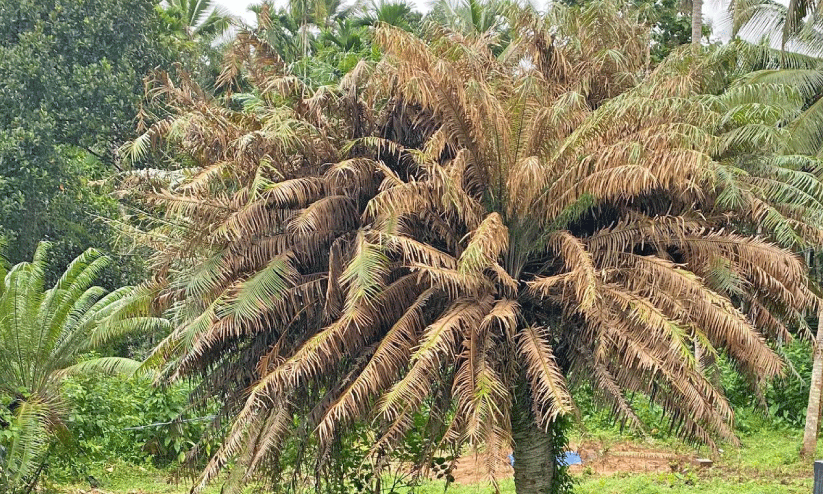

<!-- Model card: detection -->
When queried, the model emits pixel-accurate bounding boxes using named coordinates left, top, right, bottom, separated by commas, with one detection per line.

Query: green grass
left=49, top=428, right=820, bottom=494
left=48, top=462, right=223, bottom=494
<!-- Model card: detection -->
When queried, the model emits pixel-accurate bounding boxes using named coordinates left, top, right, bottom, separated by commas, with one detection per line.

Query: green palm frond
left=0, top=243, right=169, bottom=490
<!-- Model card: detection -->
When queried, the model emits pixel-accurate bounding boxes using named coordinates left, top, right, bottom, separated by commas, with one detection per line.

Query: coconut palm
left=0, top=243, right=167, bottom=493
left=729, top=0, right=823, bottom=56
left=159, top=0, right=233, bottom=41
left=124, top=3, right=823, bottom=492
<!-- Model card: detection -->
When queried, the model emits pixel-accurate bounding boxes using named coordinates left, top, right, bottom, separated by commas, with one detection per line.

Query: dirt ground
left=450, top=440, right=692, bottom=484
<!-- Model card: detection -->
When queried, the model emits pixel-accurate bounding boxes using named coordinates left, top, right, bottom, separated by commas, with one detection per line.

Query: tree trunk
left=512, top=406, right=556, bottom=494
left=802, top=309, right=823, bottom=458
left=691, top=0, right=703, bottom=46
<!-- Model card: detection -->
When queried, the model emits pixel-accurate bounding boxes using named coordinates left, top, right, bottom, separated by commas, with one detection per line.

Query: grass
left=49, top=428, right=819, bottom=494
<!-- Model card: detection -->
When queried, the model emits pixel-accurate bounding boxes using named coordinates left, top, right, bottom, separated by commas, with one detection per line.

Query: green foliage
left=718, top=340, right=813, bottom=431
left=53, top=373, right=218, bottom=478
left=634, top=0, right=692, bottom=63
left=0, top=242, right=165, bottom=493
left=765, top=342, right=812, bottom=428
left=244, top=1, right=414, bottom=88
left=559, top=0, right=703, bottom=63
left=0, top=0, right=171, bottom=269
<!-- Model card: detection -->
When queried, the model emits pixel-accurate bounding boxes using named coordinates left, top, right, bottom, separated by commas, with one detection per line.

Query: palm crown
left=124, top=3, right=823, bottom=492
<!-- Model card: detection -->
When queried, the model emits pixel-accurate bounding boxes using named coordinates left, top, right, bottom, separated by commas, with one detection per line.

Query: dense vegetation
left=5, top=0, right=823, bottom=494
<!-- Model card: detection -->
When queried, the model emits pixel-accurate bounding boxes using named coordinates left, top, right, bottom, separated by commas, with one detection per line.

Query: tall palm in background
left=123, top=2, right=823, bottom=493
left=730, top=0, right=823, bottom=54
left=428, top=0, right=511, bottom=36
left=692, top=0, right=704, bottom=45
left=0, top=243, right=166, bottom=493
left=159, top=0, right=233, bottom=41
left=356, top=0, right=421, bottom=30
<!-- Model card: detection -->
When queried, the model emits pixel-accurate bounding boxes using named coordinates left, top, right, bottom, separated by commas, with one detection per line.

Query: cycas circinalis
left=0, top=242, right=167, bottom=493
left=124, top=3, right=823, bottom=493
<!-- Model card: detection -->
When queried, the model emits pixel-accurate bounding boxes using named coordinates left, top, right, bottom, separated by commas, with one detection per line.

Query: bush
left=766, top=341, right=813, bottom=428
left=719, top=340, right=813, bottom=431
left=53, top=373, right=218, bottom=479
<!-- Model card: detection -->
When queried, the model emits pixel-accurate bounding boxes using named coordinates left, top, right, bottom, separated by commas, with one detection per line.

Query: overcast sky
left=215, top=0, right=755, bottom=41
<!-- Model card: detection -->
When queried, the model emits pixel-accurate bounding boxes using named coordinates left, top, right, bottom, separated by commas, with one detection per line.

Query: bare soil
left=449, top=439, right=691, bottom=484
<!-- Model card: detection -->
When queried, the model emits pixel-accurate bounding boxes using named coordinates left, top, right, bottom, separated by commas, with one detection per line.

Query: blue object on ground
left=559, top=451, right=582, bottom=466
left=506, top=451, right=582, bottom=468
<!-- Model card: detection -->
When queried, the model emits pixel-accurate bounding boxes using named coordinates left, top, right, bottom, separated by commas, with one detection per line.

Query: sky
left=215, top=0, right=751, bottom=41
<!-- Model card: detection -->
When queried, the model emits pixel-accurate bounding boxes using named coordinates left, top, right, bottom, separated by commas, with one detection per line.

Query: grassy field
left=50, top=428, right=818, bottom=494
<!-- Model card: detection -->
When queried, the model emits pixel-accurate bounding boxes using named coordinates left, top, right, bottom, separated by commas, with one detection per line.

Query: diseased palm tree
left=0, top=243, right=167, bottom=493
left=123, top=3, right=823, bottom=493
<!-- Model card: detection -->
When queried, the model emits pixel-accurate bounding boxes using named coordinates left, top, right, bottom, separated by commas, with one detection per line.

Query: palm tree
left=730, top=0, right=823, bottom=55
left=124, top=3, right=823, bottom=492
left=803, top=310, right=823, bottom=457
left=356, top=0, right=421, bottom=31
left=158, top=0, right=233, bottom=41
left=320, top=18, right=367, bottom=51
left=719, top=52, right=823, bottom=459
left=238, top=3, right=303, bottom=65
left=427, top=0, right=511, bottom=36
left=0, top=243, right=167, bottom=493
left=692, top=0, right=703, bottom=45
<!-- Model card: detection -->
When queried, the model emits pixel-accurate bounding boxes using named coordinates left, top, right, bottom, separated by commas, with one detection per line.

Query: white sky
left=216, top=0, right=775, bottom=42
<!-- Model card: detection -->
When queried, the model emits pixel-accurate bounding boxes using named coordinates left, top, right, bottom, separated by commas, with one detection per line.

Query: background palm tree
left=692, top=0, right=703, bottom=45
left=123, top=3, right=823, bottom=493
left=356, top=0, right=422, bottom=30
left=0, top=243, right=167, bottom=493
left=427, top=0, right=511, bottom=36
left=159, top=0, right=233, bottom=41
left=730, top=0, right=823, bottom=55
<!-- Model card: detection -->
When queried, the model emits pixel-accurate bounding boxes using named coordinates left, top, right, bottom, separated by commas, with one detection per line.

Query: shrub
left=53, top=373, right=218, bottom=479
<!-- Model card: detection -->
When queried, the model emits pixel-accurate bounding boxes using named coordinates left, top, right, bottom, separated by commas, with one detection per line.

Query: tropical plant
left=158, top=0, right=233, bottom=41
left=289, top=0, right=355, bottom=28
left=427, top=0, right=512, bottom=38
left=54, top=373, right=219, bottom=475
left=320, top=18, right=368, bottom=52
left=123, top=2, right=823, bottom=493
left=0, top=242, right=167, bottom=493
left=730, top=0, right=823, bottom=55
left=356, top=0, right=422, bottom=31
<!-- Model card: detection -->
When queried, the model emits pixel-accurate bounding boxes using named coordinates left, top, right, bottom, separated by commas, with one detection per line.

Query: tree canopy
left=119, top=2, right=823, bottom=493
left=0, top=0, right=170, bottom=269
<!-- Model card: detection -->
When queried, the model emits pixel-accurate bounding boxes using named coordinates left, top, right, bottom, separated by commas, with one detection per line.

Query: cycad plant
left=124, top=3, right=823, bottom=493
left=0, top=242, right=165, bottom=493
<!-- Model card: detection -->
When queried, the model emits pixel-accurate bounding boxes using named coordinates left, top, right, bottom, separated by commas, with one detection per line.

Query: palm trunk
left=802, top=310, right=823, bottom=458
left=512, top=406, right=556, bottom=494
left=691, top=0, right=703, bottom=46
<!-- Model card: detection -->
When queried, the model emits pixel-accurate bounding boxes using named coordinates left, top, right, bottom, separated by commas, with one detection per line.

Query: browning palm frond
left=125, top=2, right=823, bottom=491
